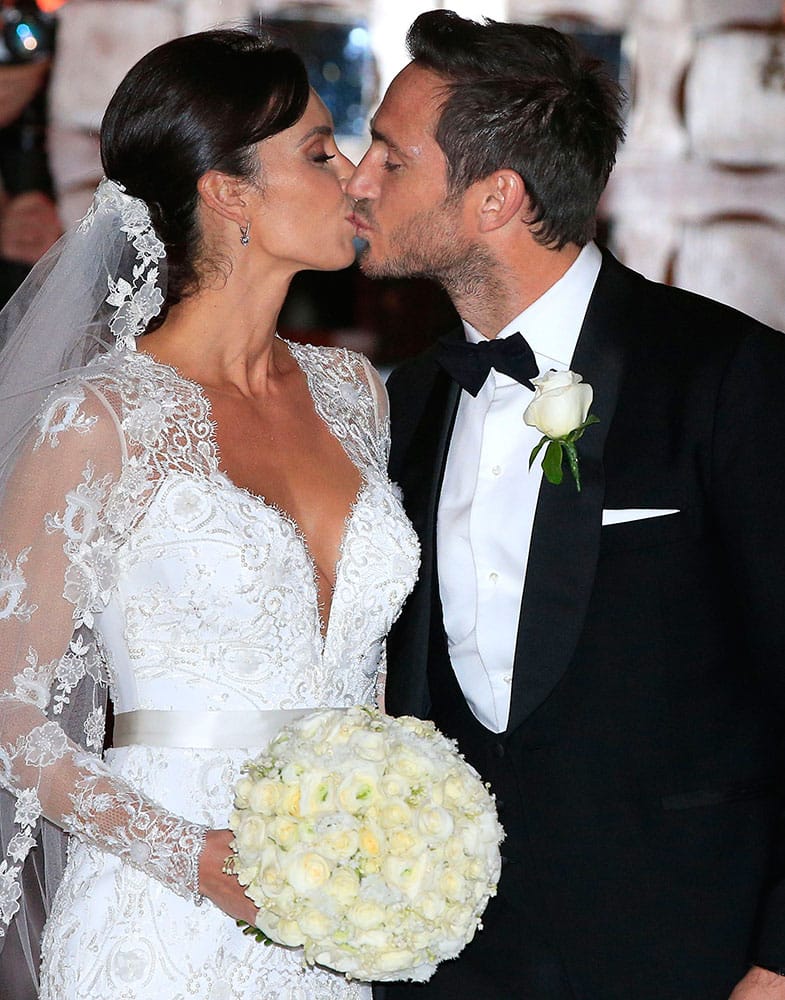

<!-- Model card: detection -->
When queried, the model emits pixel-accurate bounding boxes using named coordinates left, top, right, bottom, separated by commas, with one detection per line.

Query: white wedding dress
left=0, top=339, right=420, bottom=999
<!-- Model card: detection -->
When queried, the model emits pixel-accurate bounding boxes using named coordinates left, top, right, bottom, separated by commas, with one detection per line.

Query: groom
left=349, top=11, right=785, bottom=1000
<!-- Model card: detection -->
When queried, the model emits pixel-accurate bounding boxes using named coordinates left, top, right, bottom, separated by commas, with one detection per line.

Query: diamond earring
left=240, top=222, right=251, bottom=247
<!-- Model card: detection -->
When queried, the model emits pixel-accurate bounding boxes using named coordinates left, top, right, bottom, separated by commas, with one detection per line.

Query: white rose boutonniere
left=524, top=370, right=598, bottom=492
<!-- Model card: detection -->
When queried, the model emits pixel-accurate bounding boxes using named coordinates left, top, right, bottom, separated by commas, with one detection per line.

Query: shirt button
left=502, top=673, right=512, bottom=685
left=488, top=571, right=499, bottom=584
left=491, top=464, right=502, bottom=477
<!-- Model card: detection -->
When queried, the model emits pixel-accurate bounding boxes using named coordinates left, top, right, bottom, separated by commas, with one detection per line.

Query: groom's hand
left=730, top=967, right=785, bottom=998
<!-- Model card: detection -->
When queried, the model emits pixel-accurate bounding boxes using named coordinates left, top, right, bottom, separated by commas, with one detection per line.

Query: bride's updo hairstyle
left=99, top=28, right=309, bottom=330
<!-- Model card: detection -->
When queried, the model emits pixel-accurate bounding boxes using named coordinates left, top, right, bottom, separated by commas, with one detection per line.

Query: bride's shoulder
left=37, top=349, right=212, bottom=453
left=285, top=339, right=382, bottom=396
left=75, top=349, right=207, bottom=418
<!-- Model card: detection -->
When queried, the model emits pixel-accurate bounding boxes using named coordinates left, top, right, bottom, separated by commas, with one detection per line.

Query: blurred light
left=16, top=24, right=38, bottom=53
left=348, top=27, right=368, bottom=47
left=322, top=61, right=341, bottom=83
left=266, top=17, right=374, bottom=137
left=36, top=0, right=69, bottom=10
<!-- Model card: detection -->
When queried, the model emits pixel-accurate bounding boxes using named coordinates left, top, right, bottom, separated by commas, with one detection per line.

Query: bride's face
left=248, top=91, right=356, bottom=272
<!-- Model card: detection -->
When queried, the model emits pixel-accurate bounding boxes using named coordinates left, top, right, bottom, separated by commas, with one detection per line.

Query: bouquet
left=228, top=706, right=503, bottom=982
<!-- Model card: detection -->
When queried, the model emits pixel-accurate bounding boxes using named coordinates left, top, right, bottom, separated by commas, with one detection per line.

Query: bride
left=0, top=28, right=419, bottom=999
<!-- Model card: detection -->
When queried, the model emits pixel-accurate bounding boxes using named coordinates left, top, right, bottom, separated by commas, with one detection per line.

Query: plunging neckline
left=132, top=343, right=368, bottom=643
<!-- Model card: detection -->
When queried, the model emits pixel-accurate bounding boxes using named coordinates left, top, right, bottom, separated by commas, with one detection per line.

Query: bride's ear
left=197, top=170, right=249, bottom=229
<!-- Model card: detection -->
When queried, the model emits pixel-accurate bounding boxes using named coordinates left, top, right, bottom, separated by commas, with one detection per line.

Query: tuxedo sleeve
left=709, top=326, right=785, bottom=966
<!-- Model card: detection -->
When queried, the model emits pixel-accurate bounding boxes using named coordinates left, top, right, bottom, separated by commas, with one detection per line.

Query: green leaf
left=566, top=413, right=600, bottom=445
left=564, top=441, right=581, bottom=492
left=528, top=435, right=548, bottom=470
left=542, top=440, right=564, bottom=485
left=236, top=919, right=274, bottom=945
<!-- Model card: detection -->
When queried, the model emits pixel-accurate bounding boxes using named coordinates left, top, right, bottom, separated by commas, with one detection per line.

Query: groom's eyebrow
left=369, top=125, right=408, bottom=160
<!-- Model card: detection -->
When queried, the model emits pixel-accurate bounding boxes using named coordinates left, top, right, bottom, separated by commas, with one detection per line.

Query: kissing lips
left=349, top=211, right=374, bottom=236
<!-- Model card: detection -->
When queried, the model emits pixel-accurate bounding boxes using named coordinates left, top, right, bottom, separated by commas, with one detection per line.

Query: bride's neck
left=138, top=267, right=296, bottom=396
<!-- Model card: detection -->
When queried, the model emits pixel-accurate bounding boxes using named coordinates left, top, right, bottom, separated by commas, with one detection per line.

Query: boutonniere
left=524, top=370, right=599, bottom=492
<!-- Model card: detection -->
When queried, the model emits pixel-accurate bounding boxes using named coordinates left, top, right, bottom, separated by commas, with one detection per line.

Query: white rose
left=397, top=716, right=436, bottom=739
left=298, top=772, right=335, bottom=815
left=324, top=867, right=360, bottom=906
left=276, top=917, right=305, bottom=947
left=416, top=805, right=454, bottom=841
left=299, top=907, right=336, bottom=940
left=234, top=776, right=254, bottom=808
left=354, top=929, right=390, bottom=951
left=268, top=816, right=299, bottom=850
left=337, top=769, right=381, bottom=813
left=386, top=750, right=422, bottom=780
left=417, top=890, right=447, bottom=921
left=286, top=851, right=331, bottom=894
left=382, top=854, right=427, bottom=899
left=387, top=828, right=420, bottom=857
left=347, top=899, right=385, bottom=930
left=524, top=370, right=593, bottom=439
left=235, top=815, right=267, bottom=860
left=375, top=949, right=417, bottom=973
left=439, top=869, right=468, bottom=902
left=321, top=825, right=360, bottom=861
left=235, top=859, right=261, bottom=888
left=444, top=834, right=467, bottom=863
left=443, top=772, right=472, bottom=804
left=445, top=902, right=476, bottom=938
left=380, top=773, right=409, bottom=798
left=247, top=778, right=281, bottom=815
left=358, top=822, right=385, bottom=859
left=379, top=799, right=412, bottom=830
left=279, top=782, right=301, bottom=817
left=349, top=729, right=387, bottom=761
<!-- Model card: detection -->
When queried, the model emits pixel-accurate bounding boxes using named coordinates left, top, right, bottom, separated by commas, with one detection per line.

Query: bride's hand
left=198, top=828, right=258, bottom=924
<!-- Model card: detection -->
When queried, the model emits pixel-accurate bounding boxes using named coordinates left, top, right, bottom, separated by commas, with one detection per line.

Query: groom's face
left=348, top=64, right=473, bottom=281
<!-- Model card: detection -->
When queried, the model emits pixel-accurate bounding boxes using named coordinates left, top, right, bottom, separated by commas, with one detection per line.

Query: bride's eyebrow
left=297, top=125, right=334, bottom=146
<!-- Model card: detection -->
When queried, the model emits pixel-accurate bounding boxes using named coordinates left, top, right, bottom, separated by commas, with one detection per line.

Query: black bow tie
left=434, top=332, right=538, bottom=396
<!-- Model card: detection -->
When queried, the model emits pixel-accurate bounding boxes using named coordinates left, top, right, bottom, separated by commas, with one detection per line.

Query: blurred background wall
left=3, top=0, right=784, bottom=364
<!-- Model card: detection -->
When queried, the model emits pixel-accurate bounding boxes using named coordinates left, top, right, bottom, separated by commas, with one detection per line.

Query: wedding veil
left=0, top=178, right=166, bottom=989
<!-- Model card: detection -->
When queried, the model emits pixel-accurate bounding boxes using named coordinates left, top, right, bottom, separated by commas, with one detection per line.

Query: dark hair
left=100, top=28, right=310, bottom=329
left=406, top=10, right=625, bottom=249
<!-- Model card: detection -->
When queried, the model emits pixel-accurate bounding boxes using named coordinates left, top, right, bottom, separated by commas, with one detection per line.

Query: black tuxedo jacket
left=379, top=250, right=785, bottom=999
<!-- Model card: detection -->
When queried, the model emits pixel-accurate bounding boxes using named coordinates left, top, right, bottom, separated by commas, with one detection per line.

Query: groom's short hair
left=406, top=10, right=625, bottom=250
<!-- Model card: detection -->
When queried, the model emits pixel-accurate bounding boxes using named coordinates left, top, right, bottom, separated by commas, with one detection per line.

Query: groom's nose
left=347, top=153, right=378, bottom=203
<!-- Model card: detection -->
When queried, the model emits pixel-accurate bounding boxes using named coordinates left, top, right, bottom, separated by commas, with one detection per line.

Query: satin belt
left=112, top=708, right=316, bottom=749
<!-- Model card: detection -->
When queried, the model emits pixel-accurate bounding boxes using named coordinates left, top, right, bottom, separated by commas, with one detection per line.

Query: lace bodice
left=0, top=341, right=420, bottom=935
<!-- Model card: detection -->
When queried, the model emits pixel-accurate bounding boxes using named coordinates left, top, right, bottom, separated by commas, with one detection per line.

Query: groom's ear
left=475, top=170, right=527, bottom=233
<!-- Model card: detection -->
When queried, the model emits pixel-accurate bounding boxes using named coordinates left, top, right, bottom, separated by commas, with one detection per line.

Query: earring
left=240, top=222, right=251, bottom=247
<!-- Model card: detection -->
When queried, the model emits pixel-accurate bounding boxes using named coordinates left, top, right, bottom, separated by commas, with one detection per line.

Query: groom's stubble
left=353, top=196, right=502, bottom=306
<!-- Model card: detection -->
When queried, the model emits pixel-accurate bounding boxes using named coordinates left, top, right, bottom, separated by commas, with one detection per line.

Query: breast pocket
left=599, top=508, right=702, bottom=555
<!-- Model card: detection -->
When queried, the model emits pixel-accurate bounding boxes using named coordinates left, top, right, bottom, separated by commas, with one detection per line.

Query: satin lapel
left=386, top=366, right=460, bottom=716
left=506, top=253, right=631, bottom=730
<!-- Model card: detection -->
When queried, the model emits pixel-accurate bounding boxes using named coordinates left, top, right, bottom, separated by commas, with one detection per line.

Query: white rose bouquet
left=228, top=706, right=503, bottom=982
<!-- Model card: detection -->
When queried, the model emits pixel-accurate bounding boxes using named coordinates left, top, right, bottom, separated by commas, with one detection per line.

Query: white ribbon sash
left=112, top=708, right=316, bottom=749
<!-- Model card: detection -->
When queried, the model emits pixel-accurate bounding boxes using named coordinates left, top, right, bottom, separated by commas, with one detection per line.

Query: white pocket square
left=602, top=508, right=680, bottom=526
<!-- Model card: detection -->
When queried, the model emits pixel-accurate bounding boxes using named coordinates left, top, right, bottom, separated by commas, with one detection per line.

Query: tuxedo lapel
left=506, top=253, right=631, bottom=730
left=385, top=361, right=460, bottom=716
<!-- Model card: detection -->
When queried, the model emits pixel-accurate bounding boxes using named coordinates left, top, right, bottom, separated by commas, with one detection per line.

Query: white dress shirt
left=436, top=242, right=602, bottom=732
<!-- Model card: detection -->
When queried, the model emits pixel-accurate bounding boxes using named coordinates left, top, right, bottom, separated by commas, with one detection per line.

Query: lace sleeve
left=359, top=355, right=391, bottom=466
left=0, top=382, right=206, bottom=937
